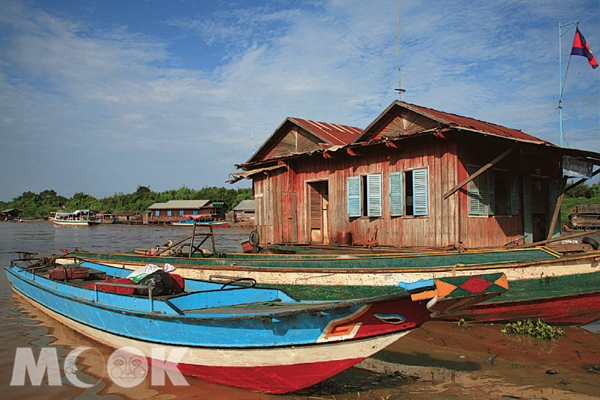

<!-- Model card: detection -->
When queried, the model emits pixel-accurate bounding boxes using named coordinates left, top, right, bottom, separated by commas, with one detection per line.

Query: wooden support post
left=547, top=176, right=567, bottom=241
left=210, top=224, right=216, bottom=253
left=443, top=147, right=515, bottom=200
left=189, top=221, right=197, bottom=258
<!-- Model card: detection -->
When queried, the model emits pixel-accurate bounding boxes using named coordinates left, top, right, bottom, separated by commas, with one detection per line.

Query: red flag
left=571, top=27, right=598, bottom=69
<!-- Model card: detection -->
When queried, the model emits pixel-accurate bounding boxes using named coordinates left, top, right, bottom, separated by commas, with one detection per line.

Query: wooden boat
left=4, top=256, right=506, bottom=393
left=50, top=210, right=103, bottom=226
left=172, top=215, right=228, bottom=228
left=62, top=231, right=600, bottom=325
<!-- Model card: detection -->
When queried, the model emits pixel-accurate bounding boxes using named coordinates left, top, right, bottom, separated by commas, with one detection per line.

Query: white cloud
left=0, top=0, right=598, bottom=201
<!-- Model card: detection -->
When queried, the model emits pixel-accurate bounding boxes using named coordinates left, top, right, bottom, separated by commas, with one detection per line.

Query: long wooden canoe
left=60, top=246, right=600, bottom=325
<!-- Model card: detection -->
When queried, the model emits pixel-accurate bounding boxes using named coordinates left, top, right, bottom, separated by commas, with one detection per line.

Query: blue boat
left=5, top=256, right=507, bottom=393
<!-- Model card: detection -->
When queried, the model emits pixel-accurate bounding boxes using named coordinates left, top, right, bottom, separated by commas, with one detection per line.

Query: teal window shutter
left=509, top=174, right=520, bottom=215
left=347, top=176, right=361, bottom=217
left=468, top=165, right=488, bottom=215
left=390, top=172, right=403, bottom=216
left=366, top=174, right=382, bottom=217
left=413, top=169, right=428, bottom=216
left=487, top=170, right=495, bottom=216
left=179, top=210, right=184, bottom=217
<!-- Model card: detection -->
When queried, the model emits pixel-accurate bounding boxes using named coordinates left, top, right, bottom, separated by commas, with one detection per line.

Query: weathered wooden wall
left=254, top=137, right=465, bottom=248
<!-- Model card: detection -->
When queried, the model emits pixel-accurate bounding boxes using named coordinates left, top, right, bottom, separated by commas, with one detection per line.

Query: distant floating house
left=146, top=200, right=228, bottom=224
left=112, top=211, right=142, bottom=224
left=0, top=208, right=20, bottom=221
left=229, top=101, right=599, bottom=249
left=228, top=200, right=255, bottom=225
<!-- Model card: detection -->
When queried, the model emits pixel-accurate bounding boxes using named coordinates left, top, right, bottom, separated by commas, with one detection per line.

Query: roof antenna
left=395, top=0, right=405, bottom=100
left=251, top=130, right=254, bottom=153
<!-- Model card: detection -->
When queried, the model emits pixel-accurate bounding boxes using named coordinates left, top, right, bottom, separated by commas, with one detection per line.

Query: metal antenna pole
left=397, top=0, right=401, bottom=101
left=558, top=20, right=579, bottom=147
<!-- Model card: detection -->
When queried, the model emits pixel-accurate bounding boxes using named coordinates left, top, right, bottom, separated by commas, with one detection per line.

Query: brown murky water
left=1, top=222, right=599, bottom=399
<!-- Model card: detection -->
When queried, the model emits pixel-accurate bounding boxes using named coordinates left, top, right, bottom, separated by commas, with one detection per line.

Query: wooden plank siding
left=253, top=137, right=566, bottom=249
left=254, top=137, right=464, bottom=248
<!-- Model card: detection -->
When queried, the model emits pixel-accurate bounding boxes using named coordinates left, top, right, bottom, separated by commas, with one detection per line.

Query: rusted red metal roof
left=401, top=102, right=551, bottom=144
left=290, top=118, right=362, bottom=146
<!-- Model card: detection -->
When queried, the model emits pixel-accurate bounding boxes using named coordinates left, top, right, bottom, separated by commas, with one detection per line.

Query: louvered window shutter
left=467, top=165, right=488, bottom=215
left=487, top=170, right=495, bottom=216
left=347, top=176, right=361, bottom=217
left=389, top=172, right=403, bottom=216
left=413, top=169, right=428, bottom=216
left=509, top=174, right=520, bottom=215
left=366, top=174, right=382, bottom=217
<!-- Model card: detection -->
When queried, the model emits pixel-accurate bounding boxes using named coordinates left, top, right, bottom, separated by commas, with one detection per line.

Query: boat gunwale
left=12, top=288, right=410, bottom=352
left=65, top=250, right=600, bottom=275
left=5, top=263, right=430, bottom=323
left=74, top=245, right=563, bottom=262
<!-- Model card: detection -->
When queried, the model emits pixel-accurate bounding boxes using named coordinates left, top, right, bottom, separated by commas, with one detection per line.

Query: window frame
left=467, top=165, right=519, bottom=217
left=347, top=173, right=383, bottom=218
left=389, top=168, right=429, bottom=217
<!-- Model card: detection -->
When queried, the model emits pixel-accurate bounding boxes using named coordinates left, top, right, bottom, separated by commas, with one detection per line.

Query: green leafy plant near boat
left=501, top=319, right=565, bottom=340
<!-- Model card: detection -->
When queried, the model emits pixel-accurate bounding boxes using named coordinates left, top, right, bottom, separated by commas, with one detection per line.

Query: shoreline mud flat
left=295, top=321, right=600, bottom=399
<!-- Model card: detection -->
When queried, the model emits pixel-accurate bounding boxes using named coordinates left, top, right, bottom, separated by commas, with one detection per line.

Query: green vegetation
left=0, top=185, right=253, bottom=219
left=501, top=319, right=565, bottom=340
left=562, top=182, right=600, bottom=228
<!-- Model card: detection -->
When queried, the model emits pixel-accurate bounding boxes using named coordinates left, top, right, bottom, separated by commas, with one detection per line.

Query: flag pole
left=558, top=20, right=579, bottom=147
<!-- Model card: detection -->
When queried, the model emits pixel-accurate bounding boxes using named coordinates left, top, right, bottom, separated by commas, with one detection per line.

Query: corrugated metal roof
left=402, top=102, right=551, bottom=144
left=359, top=101, right=552, bottom=145
left=291, top=118, right=362, bottom=146
left=148, top=200, right=211, bottom=210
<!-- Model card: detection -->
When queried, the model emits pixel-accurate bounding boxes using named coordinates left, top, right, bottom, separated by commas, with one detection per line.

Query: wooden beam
left=564, top=167, right=600, bottom=193
left=547, top=176, right=567, bottom=241
left=443, top=147, right=515, bottom=200
left=521, top=230, right=593, bottom=248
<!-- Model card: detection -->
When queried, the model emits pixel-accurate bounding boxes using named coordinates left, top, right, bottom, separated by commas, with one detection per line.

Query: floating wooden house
left=228, top=199, right=256, bottom=225
left=229, top=101, right=599, bottom=249
left=147, top=200, right=218, bottom=224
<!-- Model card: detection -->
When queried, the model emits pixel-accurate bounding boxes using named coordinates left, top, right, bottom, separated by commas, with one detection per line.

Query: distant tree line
left=0, top=186, right=253, bottom=219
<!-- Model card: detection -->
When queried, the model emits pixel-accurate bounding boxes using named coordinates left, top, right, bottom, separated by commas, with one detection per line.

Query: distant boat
left=49, top=210, right=97, bottom=226
left=5, top=256, right=507, bottom=393
left=172, top=215, right=228, bottom=228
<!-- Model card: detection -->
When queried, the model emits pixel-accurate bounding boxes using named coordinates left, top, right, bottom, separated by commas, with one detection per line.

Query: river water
left=1, top=221, right=599, bottom=399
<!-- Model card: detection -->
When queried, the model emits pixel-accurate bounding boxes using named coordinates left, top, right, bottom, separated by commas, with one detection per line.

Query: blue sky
left=0, top=0, right=598, bottom=202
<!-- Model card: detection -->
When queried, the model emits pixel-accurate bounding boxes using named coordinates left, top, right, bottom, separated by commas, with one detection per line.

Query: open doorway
left=308, top=181, right=329, bottom=244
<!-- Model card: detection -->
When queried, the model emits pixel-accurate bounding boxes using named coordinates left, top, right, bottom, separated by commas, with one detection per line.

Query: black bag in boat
left=134, top=270, right=173, bottom=296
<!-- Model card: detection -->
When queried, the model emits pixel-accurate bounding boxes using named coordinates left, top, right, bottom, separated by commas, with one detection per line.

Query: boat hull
left=439, top=290, right=600, bottom=325
left=15, top=290, right=406, bottom=393
left=5, top=258, right=506, bottom=393
left=50, top=218, right=90, bottom=226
